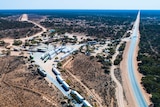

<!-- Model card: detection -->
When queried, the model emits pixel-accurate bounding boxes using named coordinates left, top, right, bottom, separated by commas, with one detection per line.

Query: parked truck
left=52, top=67, right=61, bottom=75
left=82, top=100, right=92, bottom=107
left=70, top=90, right=84, bottom=104
left=62, top=81, right=70, bottom=91
left=37, top=67, right=47, bottom=77
left=56, top=75, right=64, bottom=84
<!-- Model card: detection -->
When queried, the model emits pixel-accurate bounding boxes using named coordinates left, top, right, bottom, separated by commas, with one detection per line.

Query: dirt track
left=110, top=41, right=126, bottom=107
left=63, top=57, right=103, bottom=107
left=62, top=54, right=117, bottom=107
left=2, top=14, right=47, bottom=46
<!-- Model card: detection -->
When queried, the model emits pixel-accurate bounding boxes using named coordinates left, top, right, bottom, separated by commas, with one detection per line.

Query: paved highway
left=127, top=11, right=148, bottom=107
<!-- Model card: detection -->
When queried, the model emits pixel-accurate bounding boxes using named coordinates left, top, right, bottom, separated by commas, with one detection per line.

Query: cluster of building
left=40, top=46, right=76, bottom=62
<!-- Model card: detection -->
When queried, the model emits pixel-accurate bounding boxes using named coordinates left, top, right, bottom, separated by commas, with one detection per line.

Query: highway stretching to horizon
left=18, top=12, right=148, bottom=107
left=127, top=11, right=148, bottom=107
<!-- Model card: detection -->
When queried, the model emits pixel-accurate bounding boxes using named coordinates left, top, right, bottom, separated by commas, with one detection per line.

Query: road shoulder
left=120, top=41, right=138, bottom=107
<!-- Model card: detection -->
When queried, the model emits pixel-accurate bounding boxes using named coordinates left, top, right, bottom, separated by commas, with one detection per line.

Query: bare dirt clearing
left=63, top=54, right=117, bottom=107
left=0, top=56, right=65, bottom=107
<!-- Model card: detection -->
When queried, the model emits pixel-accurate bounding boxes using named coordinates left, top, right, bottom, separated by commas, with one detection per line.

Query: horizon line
left=0, top=9, right=160, bottom=11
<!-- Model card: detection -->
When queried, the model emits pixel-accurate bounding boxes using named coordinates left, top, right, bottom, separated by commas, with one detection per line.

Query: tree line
left=138, top=18, right=160, bottom=107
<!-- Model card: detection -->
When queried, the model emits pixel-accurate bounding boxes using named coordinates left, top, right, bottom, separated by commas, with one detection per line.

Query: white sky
left=0, top=0, right=159, bottom=10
